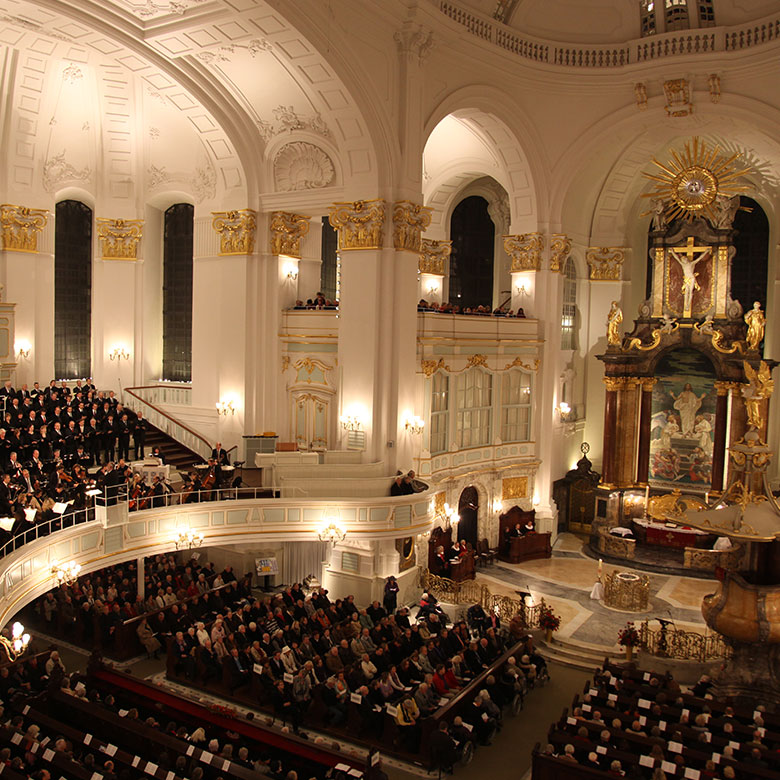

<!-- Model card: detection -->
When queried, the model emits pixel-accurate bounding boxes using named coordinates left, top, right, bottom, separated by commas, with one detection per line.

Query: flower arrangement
left=539, top=606, right=561, bottom=632
left=618, top=621, right=640, bottom=647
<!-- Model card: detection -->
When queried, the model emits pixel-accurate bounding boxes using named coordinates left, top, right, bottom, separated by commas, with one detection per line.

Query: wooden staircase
left=143, top=421, right=203, bottom=474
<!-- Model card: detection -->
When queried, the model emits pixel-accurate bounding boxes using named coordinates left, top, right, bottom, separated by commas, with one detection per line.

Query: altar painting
left=649, top=349, right=716, bottom=489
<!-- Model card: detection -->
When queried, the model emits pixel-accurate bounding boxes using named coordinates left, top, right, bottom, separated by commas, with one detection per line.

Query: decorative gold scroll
left=587, top=247, right=626, bottom=281
left=393, top=200, right=432, bottom=253
left=502, top=477, right=528, bottom=500
left=328, top=199, right=386, bottom=251
left=419, top=239, right=451, bottom=275
left=212, top=209, right=257, bottom=255
left=96, top=218, right=144, bottom=261
left=269, top=211, right=310, bottom=258
left=421, top=358, right=450, bottom=377
left=504, top=233, right=543, bottom=271
left=549, top=234, right=572, bottom=272
left=0, top=205, right=48, bottom=253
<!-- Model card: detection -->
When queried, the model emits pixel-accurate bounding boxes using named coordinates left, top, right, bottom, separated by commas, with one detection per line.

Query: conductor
left=211, top=441, right=230, bottom=489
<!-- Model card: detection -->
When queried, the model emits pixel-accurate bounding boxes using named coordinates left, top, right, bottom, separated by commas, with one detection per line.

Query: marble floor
left=476, top=533, right=718, bottom=649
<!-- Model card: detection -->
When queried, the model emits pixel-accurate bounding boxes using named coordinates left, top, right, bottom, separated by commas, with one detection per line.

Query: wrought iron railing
left=419, top=568, right=545, bottom=629
left=638, top=620, right=730, bottom=662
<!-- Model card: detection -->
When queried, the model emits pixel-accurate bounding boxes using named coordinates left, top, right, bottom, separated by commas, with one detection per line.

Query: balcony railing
left=437, top=0, right=780, bottom=68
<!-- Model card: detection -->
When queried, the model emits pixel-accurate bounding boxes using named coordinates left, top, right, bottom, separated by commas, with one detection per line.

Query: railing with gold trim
left=419, top=568, right=545, bottom=628
left=638, top=620, right=730, bottom=662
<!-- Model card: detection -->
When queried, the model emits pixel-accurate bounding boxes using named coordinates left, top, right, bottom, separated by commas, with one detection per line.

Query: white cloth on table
left=610, top=527, right=634, bottom=537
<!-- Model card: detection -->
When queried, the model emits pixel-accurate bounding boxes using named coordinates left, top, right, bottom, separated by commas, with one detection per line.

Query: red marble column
left=710, top=381, right=732, bottom=493
left=601, top=377, right=620, bottom=486
left=636, top=378, right=656, bottom=485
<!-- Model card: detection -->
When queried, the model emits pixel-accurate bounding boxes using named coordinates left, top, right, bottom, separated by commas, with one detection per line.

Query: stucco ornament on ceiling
left=43, top=151, right=91, bottom=193
left=257, top=106, right=331, bottom=143
left=121, top=0, right=206, bottom=18
left=273, top=142, right=335, bottom=192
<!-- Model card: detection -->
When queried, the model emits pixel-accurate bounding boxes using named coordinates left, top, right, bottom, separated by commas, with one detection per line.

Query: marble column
left=636, top=378, right=656, bottom=485
left=614, top=378, right=640, bottom=487
left=601, top=377, right=620, bottom=486
left=711, top=381, right=733, bottom=493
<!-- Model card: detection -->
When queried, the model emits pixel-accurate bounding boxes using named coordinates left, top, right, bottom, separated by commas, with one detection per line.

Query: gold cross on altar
left=668, top=236, right=712, bottom=318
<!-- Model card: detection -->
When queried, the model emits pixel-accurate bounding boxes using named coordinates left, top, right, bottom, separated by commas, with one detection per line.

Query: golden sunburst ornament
left=642, top=137, right=752, bottom=223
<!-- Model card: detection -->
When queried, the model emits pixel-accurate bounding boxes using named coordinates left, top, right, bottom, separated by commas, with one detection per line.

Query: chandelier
left=0, top=622, right=30, bottom=661
left=318, top=520, right=347, bottom=543
left=174, top=528, right=204, bottom=550
left=52, top=561, right=82, bottom=586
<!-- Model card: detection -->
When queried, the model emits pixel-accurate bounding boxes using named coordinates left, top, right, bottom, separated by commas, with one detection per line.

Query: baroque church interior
left=0, top=0, right=779, bottom=779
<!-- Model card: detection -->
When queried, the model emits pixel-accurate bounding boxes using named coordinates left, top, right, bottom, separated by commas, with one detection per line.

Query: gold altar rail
left=419, top=568, right=545, bottom=629
left=638, top=620, right=730, bottom=662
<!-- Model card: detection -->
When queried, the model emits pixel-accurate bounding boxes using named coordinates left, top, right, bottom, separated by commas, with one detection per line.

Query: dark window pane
left=320, top=217, right=338, bottom=301
left=449, top=195, right=494, bottom=309
left=731, top=197, right=769, bottom=314
left=55, top=200, right=92, bottom=379
left=162, top=204, right=194, bottom=382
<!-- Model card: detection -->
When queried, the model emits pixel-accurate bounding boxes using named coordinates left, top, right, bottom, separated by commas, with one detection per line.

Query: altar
left=632, top=516, right=712, bottom=549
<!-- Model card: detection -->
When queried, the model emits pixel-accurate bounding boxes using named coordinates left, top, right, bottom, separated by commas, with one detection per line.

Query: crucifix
left=668, top=236, right=712, bottom=317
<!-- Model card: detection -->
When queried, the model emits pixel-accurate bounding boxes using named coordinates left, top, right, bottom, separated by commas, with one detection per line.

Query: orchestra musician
left=210, top=442, right=230, bottom=492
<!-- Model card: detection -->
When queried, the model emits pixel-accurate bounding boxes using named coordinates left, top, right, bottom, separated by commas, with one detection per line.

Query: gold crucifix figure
left=668, top=236, right=712, bottom=317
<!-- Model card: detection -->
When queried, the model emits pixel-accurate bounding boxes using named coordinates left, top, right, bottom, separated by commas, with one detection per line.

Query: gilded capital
left=587, top=247, right=626, bottom=281
left=603, top=376, right=625, bottom=392
left=640, top=377, right=658, bottom=392
left=0, top=204, right=48, bottom=253
left=419, top=239, right=451, bottom=275
left=714, top=380, right=738, bottom=396
left=96, top=218, right=144, bottom=261
left=212, top=209, right=257, bottom=255
left=549, top=233, right=572, bottom=272
left=269, top=211, right=310, bottom=259
left=504, top=233, right=544, bottom=272
left=393, top=200, right=432, bottom=253
left=328, top=199, right=385, bottom=251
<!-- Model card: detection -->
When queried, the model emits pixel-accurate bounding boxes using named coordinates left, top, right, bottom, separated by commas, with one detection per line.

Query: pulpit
left=427, top=526, right=475, bottom=581
left=498, top=506, right=552, bottom=564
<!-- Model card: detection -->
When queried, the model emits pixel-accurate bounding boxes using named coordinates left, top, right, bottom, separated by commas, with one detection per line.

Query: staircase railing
left=124, top=385, right=212, bottom=462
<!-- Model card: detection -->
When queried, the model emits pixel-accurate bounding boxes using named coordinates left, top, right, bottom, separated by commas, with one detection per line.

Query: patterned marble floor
left=476, top=533, right=718, bottom=650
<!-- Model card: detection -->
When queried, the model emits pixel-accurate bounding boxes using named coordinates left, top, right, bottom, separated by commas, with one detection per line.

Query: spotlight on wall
left=52, top=560, right=82, bottom=586
left=216, top=399, right=236, bottom=416
left=340, top=415, right=362, bottom=432
left=404, top=416, right=425, bottom=435
left=15, top=339, right=31, bottom=360
left=109, top=344, right=130, bottom=361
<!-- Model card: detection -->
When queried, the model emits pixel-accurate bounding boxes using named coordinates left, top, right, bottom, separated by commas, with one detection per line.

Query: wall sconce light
left=558, top=401, right=573, bottom=422
left=284, top=262, right=299, bottom=281
left=404, top=416, right=425, bottom=435
left=442, top=502, right=460, bottom=529
left=52, top=560, right=82, bottom=586
left=15, top=340, right=31, bottom=360
left=174, top=527, right=204, bottom=550
left=427, top=283, right=439, bottom=296
left=0, top=622, right=30, bottom=661
left=340, top=415, right=362, bottom=431
left=216, top=399, right=236, bottom=416
left=492, top=499, right=502, bottom=513
left=318, top=519, right=347, bottom=543
left=516, top=284, right=528, bottom=297
left=109, top=344, right=130, bottom=361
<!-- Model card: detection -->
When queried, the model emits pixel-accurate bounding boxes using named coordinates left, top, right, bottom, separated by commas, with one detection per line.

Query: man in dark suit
left=133, top=411, right=146, bottom=459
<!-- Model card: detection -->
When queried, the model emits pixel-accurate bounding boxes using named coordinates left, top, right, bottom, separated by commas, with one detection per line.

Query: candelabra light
left=216, top=399, right=236, bottom=416
left=15, top=340, right=31, bottom=360
left=0, top=621, right=30, bottom=661
left=109, top=344, right=130, bottom=361
left=318, top=520, right=347, bottom=543
left=441, top=502, right=460, bottom=530
left=174, top=528, right=204, bottom=550
left=285, top=265, right=299, bottom=281
left=404, top=416, right=425, bottom=435
left=558, top=401, right=573, bottom=422
left=52, top=560, right=82, bottom=586
left=340, top=415, right=362, bottom=432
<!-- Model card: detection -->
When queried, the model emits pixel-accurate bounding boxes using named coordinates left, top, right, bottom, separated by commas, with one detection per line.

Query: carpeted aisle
left=385, top=660, right=592, bottom=780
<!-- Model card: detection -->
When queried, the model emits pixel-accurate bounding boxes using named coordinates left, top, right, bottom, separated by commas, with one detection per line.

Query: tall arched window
left=55, top=200, right=92, bottom=379
left=320, top=217, right=339, bottom=301
left=430, top=372, right=449, bottom=455
left=639, top=0, right=657, bottom=36
left=456, top=368, right=492, bottom=448
left=561, top=257, right=577, bottom=350
left=731, top=197, right=769, bottom=314
left=500, top=370, right=532, bottom=442
left=449, top=196, right=494, bottom=309
left=665, top=0, right=689, bottom=31
left=162, top=203, right=194, bottom=382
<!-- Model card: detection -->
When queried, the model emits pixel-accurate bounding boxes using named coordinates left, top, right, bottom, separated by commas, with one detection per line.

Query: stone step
left=537, top=637, right=624, bottom=673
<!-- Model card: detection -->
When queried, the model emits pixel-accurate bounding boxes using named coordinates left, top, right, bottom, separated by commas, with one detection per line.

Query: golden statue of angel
left=742, top=360, right=774, bottom=430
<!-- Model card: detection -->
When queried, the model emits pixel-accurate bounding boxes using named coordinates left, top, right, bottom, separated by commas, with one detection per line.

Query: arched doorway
left=457, top=486, right=479, bottom=548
